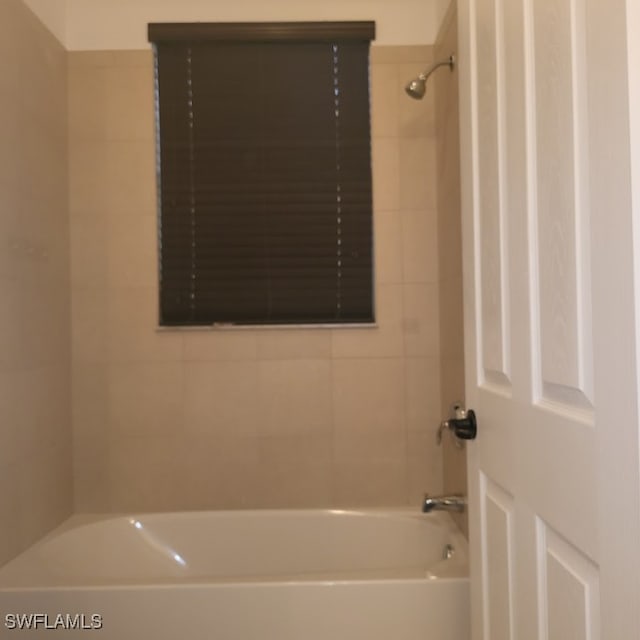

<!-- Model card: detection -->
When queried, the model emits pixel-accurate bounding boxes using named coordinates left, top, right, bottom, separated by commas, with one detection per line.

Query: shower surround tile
left=184, top=361, right=260, bottom=438
left=434, top=2, right=468, bottom=537
left=0, top=0, right=72, bottom=567
left=68, top=44, right=445, bottom=512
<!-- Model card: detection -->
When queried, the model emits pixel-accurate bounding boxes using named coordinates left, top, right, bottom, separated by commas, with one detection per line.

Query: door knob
left=437, top=402, right=477, bottom=444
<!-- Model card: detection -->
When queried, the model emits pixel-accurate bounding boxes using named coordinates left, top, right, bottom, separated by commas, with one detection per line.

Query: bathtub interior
left=0, top=509, right=468, bottom=589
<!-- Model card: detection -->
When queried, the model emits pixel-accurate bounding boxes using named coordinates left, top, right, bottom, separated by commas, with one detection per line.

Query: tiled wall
left=0, top=1, right=72, bottom=565
left=68, top=45, right=445, bottom=512
left=434, top=2, right=468, bottom=535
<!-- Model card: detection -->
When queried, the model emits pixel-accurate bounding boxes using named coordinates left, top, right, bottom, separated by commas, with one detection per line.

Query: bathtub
left=0, top=509, right=469, bottom=640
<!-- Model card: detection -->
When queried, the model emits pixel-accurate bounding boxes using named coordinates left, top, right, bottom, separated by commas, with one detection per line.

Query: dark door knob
left=449, top=408, right=477, bottom=440
left=437, top=403, right=477, bottom=443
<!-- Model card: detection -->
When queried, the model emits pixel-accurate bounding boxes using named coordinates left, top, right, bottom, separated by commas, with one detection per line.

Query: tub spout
left=422, top=494, right=466, bottom=513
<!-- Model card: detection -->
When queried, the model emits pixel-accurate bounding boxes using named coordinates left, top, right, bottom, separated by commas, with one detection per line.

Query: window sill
left=156, top=322, right=378, bottom=332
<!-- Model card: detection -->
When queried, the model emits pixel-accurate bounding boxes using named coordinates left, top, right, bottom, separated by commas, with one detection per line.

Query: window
left=148, top=22, right=375, bottom=326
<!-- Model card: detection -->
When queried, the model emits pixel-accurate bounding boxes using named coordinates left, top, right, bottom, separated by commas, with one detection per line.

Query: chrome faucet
left=422, top=494, right=466, bottom=513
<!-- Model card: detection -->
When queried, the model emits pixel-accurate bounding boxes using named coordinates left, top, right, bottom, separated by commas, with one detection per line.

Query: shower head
left=405, top=76, right=428, bottom=100
left=405, top=54, right=456, bottom=100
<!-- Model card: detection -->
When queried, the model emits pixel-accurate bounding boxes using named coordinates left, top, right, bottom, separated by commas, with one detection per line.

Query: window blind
left=149, top=22, right=375, bottom=326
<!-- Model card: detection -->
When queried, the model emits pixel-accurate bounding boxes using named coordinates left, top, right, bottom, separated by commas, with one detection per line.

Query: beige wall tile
left=257, top=435, right=333, bottom=507
left=111, top=50, right=154, bottom=68
left=20, top=118, right=67, bottom=204
left=107, top=287, right=183, bottom=363
left=36, top=290, right=72, bottom=367
left=439, top=276, right=465, bottom=359
left=0, top=377, right=57, bottom=468
left=0, top=98, right=24, bottom=190
left=18, top=177, right=68, bottom=247
left=108, top=362, right=183, bottom=436
left=256, top=330, right=332, bottom=360
left=16, top=442, right=72, bottom=554
left=184, top=361, right=259, bottom=438
left=68, top=50, right=117, bottom=69
left=332, top=358, right=406, bottom=435
left=0, top=372, right=19, bottom=469
left=72, top=364, right=111, bottom=513
left=399, top=137, right=438, bottom=212
left=0, top=279, right=18, bottom=369
left=105, top=65, right=155, bottom=141
left=72, top=363, right=109, bottom=442
left=333, top=431, right=408, bottom=506
left=0, top=189, right=16, bottom=279
left=403, top=283, right=440, bottom=357
left=372, top=138, right=400, bottom=212
left=333, top=430, right=406, bottom=466
left=401, top=208, right=439, bottom=283
left=438, top=200, right=463, bottom=281
left=440, top=356, right=465, bottom=408
left=183, top=331, right=259, bottom=362
left=0, top=283, right=46, bottom=368
left=374, top=211, right=404, bottom=285
left=0, top=1, right=23, bottom=93
left=71, top=288, right=108, bottom=363
left=404, top=356, right=441, bottom=432
left=181, top=435, right=260, bottom=510
left=17, top=33, right=67, bottom=136
left=443, top=435, right=468, bottom=537
left=370, top=46, right=434, bottom=65
left=0, top=461, right=22, bottom=563
left=68, top=65, right=108, bottom=142
left=442, top=436, right=467, bottom=494
left=0, top=370, right=39, bottom=466
left=70, top=215, right=109, bottom=288
left=333, top=459, right=408, bottom=506
left=407, top=429, right=443, bottom=504
left=14, top=367, right=71, bottom=454
left=258, top=360, right=332, bottom=437
left=105, top=140, right=157, bottom=215
left=73, top=433, right=110, bottom=512
left=438, top=144, right=462, bottom=205
left=68, top=51, right=153, bottom=70
left=68, top=142, right=109, bottom=217
left=370, top=63, right=399, bottom=139
left=107, top=214, right=157, bottom=287
left=107, top=434, right=185, bottom=511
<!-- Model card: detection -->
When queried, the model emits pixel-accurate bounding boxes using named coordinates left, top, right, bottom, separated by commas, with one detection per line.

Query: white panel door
left=458, top=0, right=640, bottom=637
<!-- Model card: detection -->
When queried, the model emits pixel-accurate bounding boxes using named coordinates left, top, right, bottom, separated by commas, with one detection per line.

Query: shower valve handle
left=437, top=403, right=477, bottom=444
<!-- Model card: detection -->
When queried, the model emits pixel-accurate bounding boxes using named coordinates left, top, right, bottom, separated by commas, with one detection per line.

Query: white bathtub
left=0, top=509, right=469, bottom=639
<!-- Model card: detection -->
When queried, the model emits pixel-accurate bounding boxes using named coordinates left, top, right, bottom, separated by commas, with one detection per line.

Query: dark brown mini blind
left=149, top=22, right=375, bottom=326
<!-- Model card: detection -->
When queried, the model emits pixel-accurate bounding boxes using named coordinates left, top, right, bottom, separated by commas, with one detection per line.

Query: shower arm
left=417, top=55, right=455, bottom=83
